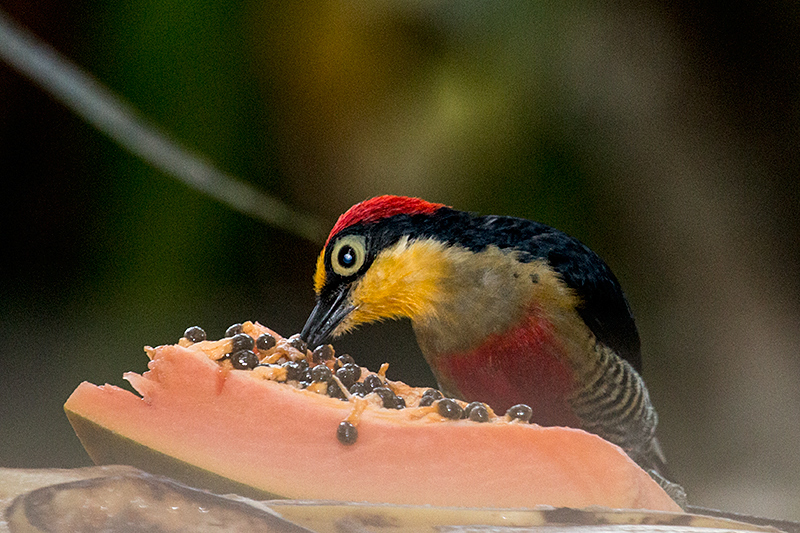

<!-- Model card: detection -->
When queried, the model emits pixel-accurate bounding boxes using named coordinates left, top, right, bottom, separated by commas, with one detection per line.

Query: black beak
left=300, top=287, right=355, bottom=348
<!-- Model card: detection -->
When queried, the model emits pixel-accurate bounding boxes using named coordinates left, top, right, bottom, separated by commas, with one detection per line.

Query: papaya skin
left=63, top=411, right=283, bottom=500
left=64, top=323, right=682, bottom=512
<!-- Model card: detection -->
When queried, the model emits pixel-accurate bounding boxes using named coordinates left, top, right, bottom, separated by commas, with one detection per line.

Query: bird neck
left=404, top=242, right=606, bottom=424
left=409, top=242, right=589, bottom=363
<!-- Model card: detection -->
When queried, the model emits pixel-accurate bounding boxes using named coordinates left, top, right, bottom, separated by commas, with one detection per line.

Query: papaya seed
left=183, top=326, right=206, bottom=343
left=336, top=354, right=355, bottom=368
left=287, top=334, right=308, bottom=354
left=372, top=387, right=399, bottom=409
left=337, top=421, right=358, bottom=445
left=362, top=374, right=383, bottom=392
left=421, top=388, right=442, bottom=400
left=230, top=333, right=255, bottom=353
left=231, top=349, right=258, bottom=370
left=225, top=323, right=243, bottom=337
left=343, top=363, right=361, bottom=381
left=349, top=382, right=368, bottom=396
left=335, top=365, right=359, bottom=389
left=311, top=344, right=334, bottom=363
left=467, top=403, right=490, bottom=423
left=256, top=333, right=276, bottom=351
left=506, top=404, right=534, bottom=423
left=419, top=389, right=442, bottom=407
left=437, top=399, right=463, bottom=420
left=463, top=402, right=484, bottom=419
left=310, top=364, right=333, bottom=383
left=282, top=361, right=304, bottom=381
left=327, top=381, right=346, bottom=399
left=418, top=395, right=435, bottom=407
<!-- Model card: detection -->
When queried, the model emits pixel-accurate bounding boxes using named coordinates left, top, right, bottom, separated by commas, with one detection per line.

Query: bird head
left=300, top=195, right=452, bottom=347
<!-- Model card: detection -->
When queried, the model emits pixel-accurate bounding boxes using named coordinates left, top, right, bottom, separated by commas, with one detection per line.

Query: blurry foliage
left=1, top=0, right=799, bottom=520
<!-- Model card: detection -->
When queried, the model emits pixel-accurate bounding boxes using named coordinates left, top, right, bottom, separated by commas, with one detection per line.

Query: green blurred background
left=2, top=0, right=799, bottom=520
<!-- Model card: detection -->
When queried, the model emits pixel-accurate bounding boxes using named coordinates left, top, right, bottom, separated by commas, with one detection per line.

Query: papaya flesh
left=64, top=322, right=681, bottom=511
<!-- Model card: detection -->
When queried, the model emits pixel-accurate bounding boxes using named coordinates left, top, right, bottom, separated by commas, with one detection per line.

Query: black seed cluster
left=348, top=382, right=368, bottom=396
left=373, top=387, right=404, bottom=409
left=506, top=403, right=533, bottom=423
left=343, top=371, right=404, bottom=409
left=199, top=327, right=261, bottom=370
left=418, top=388, right=442, bottom=407
left=335, top=363, right=361, bottom=389
left=183, top=326, right=206, bottom=343
left=289, top=359, right=350, bottom=401
left=336, top=354, right=355, bottom=367
left=464, top=402, right=490, bottom=423
left=186, top=326, right=519, bottom=429
left=350, top=375, right=380, bottom=396
left=282, top=360, right=309, bottom=382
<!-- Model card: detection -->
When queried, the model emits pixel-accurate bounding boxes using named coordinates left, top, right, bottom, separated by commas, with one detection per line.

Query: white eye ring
left=330, top=235, right=367, bottom=277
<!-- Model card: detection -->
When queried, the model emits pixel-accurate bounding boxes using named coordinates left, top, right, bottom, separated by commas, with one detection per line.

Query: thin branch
left=0, top=7, right=329, bottom=244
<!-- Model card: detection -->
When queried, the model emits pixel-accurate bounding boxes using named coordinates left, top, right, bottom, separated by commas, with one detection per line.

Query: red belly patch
left=429, top=312, right=580, bottom=428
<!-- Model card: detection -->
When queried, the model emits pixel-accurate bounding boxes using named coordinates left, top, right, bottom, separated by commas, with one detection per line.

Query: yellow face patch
left=336, top=237, right=451, bottom=334
left=313, top=250, right=327, bottom=294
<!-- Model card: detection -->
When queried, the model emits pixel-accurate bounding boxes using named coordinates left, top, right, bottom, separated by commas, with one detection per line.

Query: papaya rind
left=63, top=407, right=284, bottom=501
left=266, top=501, right=780, bottom=533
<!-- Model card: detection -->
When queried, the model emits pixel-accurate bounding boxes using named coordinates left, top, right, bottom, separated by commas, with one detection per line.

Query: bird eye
left=339, top=246, right=356, bottom=267
left=330, top=235, right=366, bottom=277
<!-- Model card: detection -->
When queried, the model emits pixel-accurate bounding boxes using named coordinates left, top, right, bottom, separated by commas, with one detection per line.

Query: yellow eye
left=330, top=235, right=367, bottom=277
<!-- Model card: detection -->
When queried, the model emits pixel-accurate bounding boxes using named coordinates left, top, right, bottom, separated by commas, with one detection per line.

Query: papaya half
left=64, top=321, right=681, bottom=511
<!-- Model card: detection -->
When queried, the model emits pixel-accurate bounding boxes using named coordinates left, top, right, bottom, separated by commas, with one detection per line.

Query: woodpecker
left=301, top=195, right=679, bottom=495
